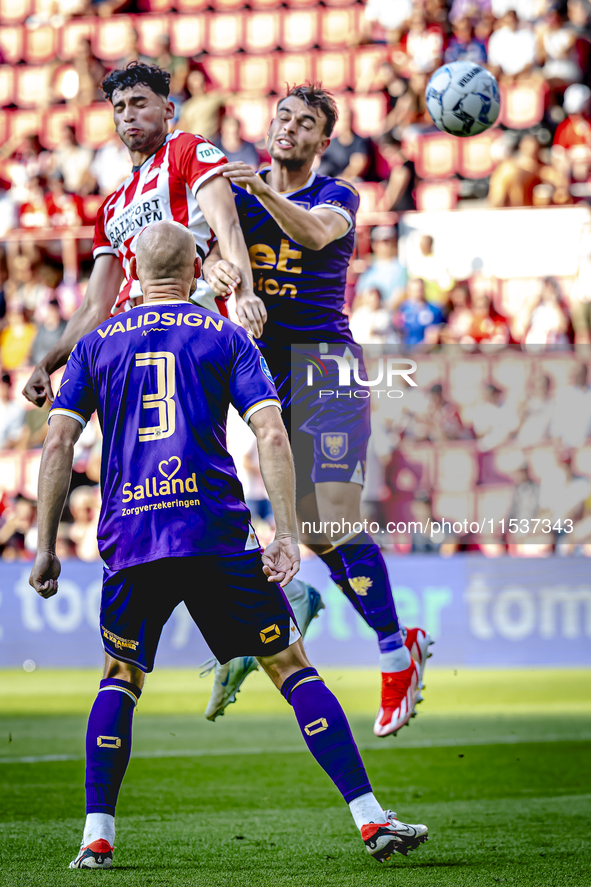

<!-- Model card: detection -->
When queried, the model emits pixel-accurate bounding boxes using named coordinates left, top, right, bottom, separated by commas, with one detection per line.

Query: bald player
left=30, top=220, right=428, bottom=870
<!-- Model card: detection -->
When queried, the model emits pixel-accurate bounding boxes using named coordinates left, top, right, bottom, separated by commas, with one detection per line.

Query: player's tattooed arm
left=197, top=175, right=266, bottom=338
left=221, top=162, right=349, bottom=250
left=30, top=414, right=82, bottom=599
left=249, top=405, right=300, bottom=587
left=23, top=254, right=123, bottom=407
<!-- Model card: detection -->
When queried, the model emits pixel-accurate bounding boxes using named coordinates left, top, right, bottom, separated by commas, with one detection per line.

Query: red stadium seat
left=0, top=109, right=9, bottom=145
left=432, top=490, right=476, bottom=524
left=0, top=66, right=14, bottom=107
left=137, top=0, right=174, bottom=11
left=236, top=55, right=275, bottom=95
left=276, top=52, right=314, bottom=91
left=323, top=0, right=360, bottom=6
left=281, top=9, right=320, bottom=52
left=347, top=93, right=386, bottom=136
left=205, top=12, right=244, bottom=55
left=249, top=0, right=283, bottom=7
left=0, top=0, right=31, bottom=24
left=457, top=132, right=498, bottom=179
left=284, top=0, right=320, bottom=7
left=60, top=19, right=94, bottom=61
left=435, top=443, right=478, bottom=493
left=9, top=108, right=42, bottom=141
left=315, top=50, right=351, bottom=92
left=201, top=56, right=237, bottom=92
left=226, top=95, right=274, bottom=142
left=500, top=81, right=545, bottom=130
left=15, top=65, right=52, bottom=109
left=415, top=180, right=459, bottom=212
left=93, top=16, right=135, bottom=63
left=175, top=0, right=209, bottom=10
left=356, top=181, right=385, bottom=214
left=21, top=451, right=42, bottom=501
left=211, top=0, right=244, bottom=9
left=41, top=105, right=78, bottom=150
left=243, top=11, right=281, bottom=54
left=23, top=24, right=56, bottom=64
left=415, top=132, right=458, bottom=179
left=82, top=194, right=104, bottom=224
left=169, top=15, right=205, bottom=56
left=319, top=8, right=359, bottom=50
left=352, top=46, right=389, bottom=92
left=135, top=15, right=171, bottom=58
left=0, top=453, right=22, bottom=498
left=78, top=103, right=115, bottom=149
left=0, top=26, right=25, bottom=64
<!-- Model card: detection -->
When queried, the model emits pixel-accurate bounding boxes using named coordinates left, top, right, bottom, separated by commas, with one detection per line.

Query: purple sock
left=85, top=678, right=141, bottom=815
left=320, top=533, right=402, bottom=646
left=281, top=667, right=371, bottom=803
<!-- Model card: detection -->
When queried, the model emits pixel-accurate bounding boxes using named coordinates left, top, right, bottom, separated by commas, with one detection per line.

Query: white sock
left=379, top=644, right=412, bottom=673
left=349, top=792, right=385, bottom=830
left=83, top=813, right=115, bottom=847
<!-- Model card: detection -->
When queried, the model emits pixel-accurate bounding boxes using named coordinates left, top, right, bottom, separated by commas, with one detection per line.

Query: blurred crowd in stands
left=3, top=0, right=591, bottom=560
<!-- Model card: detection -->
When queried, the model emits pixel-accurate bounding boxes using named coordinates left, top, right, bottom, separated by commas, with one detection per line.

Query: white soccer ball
left=425, top=62, right=501, bottom=137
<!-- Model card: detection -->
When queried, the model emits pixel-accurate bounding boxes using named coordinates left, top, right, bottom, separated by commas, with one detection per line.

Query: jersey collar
left=258, top=167, right=316, bottom=195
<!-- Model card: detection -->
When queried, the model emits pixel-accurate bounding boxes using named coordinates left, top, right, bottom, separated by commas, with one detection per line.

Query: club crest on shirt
left=321, top=433, right=348, bottom=460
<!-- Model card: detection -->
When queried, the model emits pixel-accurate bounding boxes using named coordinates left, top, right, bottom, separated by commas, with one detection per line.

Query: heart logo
left=158, top=456, right=181, bottom=480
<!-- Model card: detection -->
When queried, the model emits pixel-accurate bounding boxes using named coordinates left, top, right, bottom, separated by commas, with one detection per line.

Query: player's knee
left=102, top=653, right=145, bottom=690
left=257, top=639, right=311, bottom=689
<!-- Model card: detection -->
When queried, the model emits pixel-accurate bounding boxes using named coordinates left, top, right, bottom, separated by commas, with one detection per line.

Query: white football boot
left=361, top=810, right=428, bottom=862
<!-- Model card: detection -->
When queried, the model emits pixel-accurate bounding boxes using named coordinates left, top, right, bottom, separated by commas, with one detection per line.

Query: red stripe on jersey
left=141, top=143, right=167, bottom=194
left=123, top=176, right=140, bottom=208
left=215, top=296, right=230, bottom=317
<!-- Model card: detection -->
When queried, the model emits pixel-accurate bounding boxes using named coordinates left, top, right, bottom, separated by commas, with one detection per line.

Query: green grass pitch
left=1, top=666, right=590, bottom=886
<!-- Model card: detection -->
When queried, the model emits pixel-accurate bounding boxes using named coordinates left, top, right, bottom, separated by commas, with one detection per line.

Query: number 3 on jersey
left=136, top=351, right=176, bottom=442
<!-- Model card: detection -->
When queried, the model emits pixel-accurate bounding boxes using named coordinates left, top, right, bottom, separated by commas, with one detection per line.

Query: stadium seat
left=0, top=66, right=14, bottom=108
left=435, top=442, right=478, bottom=493
left=347, top=93, right=386, bottom=136
left=276, top=52, right=314, bottom=91
left=93, top=16, right=135, bottom=62
left=0, top=0, right=31, bottom=24
left=226, top=95, right=274, bottom=142
left=175, top=0, right=209, bottom=10
left=491, top=354, right=531, bottom=400
left=212, top=0, right=245, bottom=9
left=236, top=55, right=275, bottom=95
left=243, top=11, right=281, bottom=55
left=499, top=81, right=545, bottom=130
left=0, top=26, right=25, bottom=65
left=21, top=450, right=42, bottom=501
left=476, top=484, right=514, bottom=528
left=201, top=56, right=236, bottom=92
left=415, top=180, right=458, bottom=212
left=9, top=108, right=42, bottom=141
left=41, top=105, right=79, bottom=150
left=415, top=133, right=458, bottom=179
left=137, top=0, right=174, bottom=11
left=448, top=356, right=489, bottom=408
left=205, top=12, right=244, bottom=55
left=23, top=24, right=56, bottom=64
left=82, top=194, right=104, bottom=224
left=169, top=14, right=205, bottom=56
left=60, top=19, right=94, bottom=61
left=78, top=103, right=115, bottom=149
left=281, top=9, right=320, bottom=52
left=457, top=132, right=498, bottom=179
left=352, top=46, right=390, bottom=92
left=0, top=109, right=8, bottom=145
left=135, top=15, right=171, bottom=58
left=315, top=50, right=351, bottom=92
left=319, top=7, right=359, bottom=50
left=0, top=453, right=22, bottom=498
left=15, top=65, right=51, bottom=109
left=248, top=0, right=284, bottom=7
left=432, top=490, right=475, bottom=524
left=356, top=181, right=385, bottom=214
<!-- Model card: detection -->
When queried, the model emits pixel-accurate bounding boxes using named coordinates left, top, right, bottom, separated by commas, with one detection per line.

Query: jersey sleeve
left=171, top=132, right=228, bottom=197
left=311, top=178, right=360, bottom=238
left=48, top=342, right=96, bottom=430
left=92, top=194, right=117, bottom=260
left=228, top=327, right=282, bottom=423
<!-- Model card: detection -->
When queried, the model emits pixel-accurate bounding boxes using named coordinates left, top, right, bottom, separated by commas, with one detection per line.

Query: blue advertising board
left=1, top=556, right=590, bottom=669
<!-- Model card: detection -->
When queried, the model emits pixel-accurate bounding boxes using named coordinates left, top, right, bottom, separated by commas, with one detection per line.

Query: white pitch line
left=0, top=732, right=590, bottom=765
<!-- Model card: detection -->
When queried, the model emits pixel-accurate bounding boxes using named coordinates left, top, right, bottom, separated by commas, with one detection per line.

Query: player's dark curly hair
left=281, top=83, right=338, bottom=137
left=102, top=62, right=171, bottom=102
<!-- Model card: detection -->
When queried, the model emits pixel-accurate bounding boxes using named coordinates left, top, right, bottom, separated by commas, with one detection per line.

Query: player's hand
left=262, top=537, right=300, bottom=588
left=23, top=364, right=54, bottom=408
left=236, top=294, right=267, bottom=339
left=29, top=551, right=61, bottom=599
left=205, top=259, right=241, bottom=297
left=221, top=162, right=268, bottom=197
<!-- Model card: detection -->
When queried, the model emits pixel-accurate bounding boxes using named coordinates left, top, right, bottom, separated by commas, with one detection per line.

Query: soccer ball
left=425, top=62, right=500, bottom=137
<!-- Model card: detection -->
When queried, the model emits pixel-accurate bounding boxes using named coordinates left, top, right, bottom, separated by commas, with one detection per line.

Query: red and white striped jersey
left=93, top=130, right=227, bottom=315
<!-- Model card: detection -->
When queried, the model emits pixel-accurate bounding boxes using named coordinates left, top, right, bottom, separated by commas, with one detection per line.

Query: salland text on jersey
left=121, top=455, right=199, bottom=505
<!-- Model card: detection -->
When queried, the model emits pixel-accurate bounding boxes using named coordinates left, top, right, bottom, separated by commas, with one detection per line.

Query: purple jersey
left=49, top=301, right=280, bottom=570
left=231, top=170, right=360, bottom=347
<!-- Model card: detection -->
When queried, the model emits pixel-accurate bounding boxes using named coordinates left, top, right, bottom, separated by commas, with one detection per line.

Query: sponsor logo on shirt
left=121, top=456, right=200, bottom=507
left=107, top=198, right=164, bottom=250
left=196, top=142, right=225, bottom=164
left=95, top=310, right=224, bottom=339
left=260, top=356, right=274, bottom=382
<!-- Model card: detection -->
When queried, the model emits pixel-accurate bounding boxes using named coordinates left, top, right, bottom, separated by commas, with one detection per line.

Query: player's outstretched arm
left=29, top=414, right=82, bottom=598
left=221, top=162, right=349, bottom=250
left=23, top=254, right=122, bottom=407
left=197, top=175, right=267, bottom=337
left=249, top=405, right=300, bottom=587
